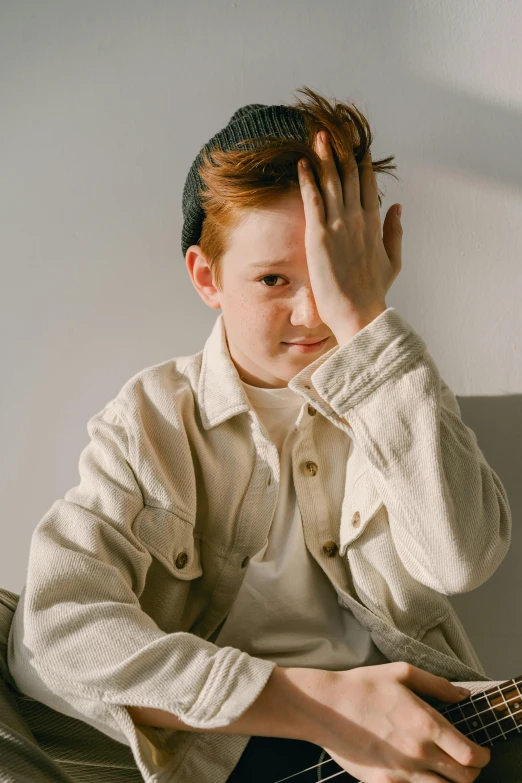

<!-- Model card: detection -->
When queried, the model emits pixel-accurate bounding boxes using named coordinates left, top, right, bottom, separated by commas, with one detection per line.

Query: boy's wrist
left=244, top=665, right=336, bottom=743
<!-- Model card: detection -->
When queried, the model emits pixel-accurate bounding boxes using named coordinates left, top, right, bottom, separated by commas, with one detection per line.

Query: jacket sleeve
left=7, top=399, right=276, bottom=749
left=291, top=306, right=512, bottom=595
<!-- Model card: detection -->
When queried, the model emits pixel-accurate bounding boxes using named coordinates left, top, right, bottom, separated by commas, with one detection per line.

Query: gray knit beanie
left=181, top=103, right=308, bottom=258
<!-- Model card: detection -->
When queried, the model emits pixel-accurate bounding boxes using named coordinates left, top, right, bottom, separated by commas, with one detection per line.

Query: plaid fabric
left=1, top=589, right=141, bottom=782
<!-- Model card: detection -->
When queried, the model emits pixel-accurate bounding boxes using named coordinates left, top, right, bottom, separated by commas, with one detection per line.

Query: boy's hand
left=304, top=662, right=491, bottom=782
left=296, top=130, right=403, bottom=344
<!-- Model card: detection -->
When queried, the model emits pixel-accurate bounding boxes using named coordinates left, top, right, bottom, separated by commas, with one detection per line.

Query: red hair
left=196, top=86, right=399, bottom=291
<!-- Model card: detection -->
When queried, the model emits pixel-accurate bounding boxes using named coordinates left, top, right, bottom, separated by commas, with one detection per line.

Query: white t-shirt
left=213, top=379, right=390, bottom=670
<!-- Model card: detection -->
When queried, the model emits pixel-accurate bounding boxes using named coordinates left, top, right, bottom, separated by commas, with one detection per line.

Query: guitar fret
left=494, top=684, right=519, bottom=738
left=448, top=701, right=480, bottom=740
left=443, top=676, right=522, bottom=748
left=469, top=693, right=492, bottom=745
left=485, top=687, right=508, bottom=741
left=476, top=678, right=522, bottom=742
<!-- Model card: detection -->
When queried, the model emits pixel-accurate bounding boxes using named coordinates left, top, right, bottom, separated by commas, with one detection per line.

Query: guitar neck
left=436, top=674, right=522, bottom=748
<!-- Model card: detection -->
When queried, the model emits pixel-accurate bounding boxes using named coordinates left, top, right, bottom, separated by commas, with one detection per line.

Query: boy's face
left=185, top=188, right=337, bottom=388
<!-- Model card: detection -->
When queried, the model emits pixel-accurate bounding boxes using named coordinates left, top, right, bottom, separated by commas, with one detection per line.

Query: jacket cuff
left=289, top=307, right=427, bottom=417
left=180, top=647, right=277, bottom=728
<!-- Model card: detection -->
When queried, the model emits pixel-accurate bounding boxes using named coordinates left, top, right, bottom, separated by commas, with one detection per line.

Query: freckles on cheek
left=232, top=292, right=249, bottom=320
left=235, top=293, right=285, bottom=350
left=233, top=297, right=258, bottom=342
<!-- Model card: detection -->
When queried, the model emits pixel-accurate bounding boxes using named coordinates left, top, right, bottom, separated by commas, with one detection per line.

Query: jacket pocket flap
left=133, top=506, right=202, bottom=580
left=340, top=469, right=384, bottom=554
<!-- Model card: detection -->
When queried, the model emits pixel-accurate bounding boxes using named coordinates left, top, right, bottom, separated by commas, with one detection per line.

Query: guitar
left=227, top=675, right=522, bottom=782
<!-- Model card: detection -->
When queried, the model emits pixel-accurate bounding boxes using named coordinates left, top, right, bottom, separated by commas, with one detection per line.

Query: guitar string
left=273, top=763, right=351, bottom=783
left=272, top=755, right=337, bottom=783
left=435, top=682, right=522, bottom=732
left=271, top=686, right=522, bottom=783
left=308, top=769, right=350, bottom=782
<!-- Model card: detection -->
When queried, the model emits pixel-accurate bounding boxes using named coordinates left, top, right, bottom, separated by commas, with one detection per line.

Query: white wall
left=1, top=0, right=521, bottom=677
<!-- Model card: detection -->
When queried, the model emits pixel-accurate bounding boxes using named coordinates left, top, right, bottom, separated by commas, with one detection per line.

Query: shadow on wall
left=449, top=394, right=522, bottom=680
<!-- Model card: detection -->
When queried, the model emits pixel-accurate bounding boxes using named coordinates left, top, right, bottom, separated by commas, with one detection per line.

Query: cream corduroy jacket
left=7, top=307, right=512, bottom=782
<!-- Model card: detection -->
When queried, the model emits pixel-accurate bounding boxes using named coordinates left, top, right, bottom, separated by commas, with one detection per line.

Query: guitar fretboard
left=439, top=675, right=522, bottom=747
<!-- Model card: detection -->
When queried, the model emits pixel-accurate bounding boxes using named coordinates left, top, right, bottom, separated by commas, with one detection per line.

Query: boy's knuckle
left=393, top=660, right=413, bottom=679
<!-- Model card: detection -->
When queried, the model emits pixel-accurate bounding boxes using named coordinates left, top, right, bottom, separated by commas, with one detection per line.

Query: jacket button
left=307, top=405, right=317, bottom=416
left=304, top=461, right=318, bottom=476
left=352, top=512, right=361, bottom=527
left=241, top=555, right=250, bottom=568
left=322, top=540, right=339, bottom=557
left=175, top=551, right=188, bottom=569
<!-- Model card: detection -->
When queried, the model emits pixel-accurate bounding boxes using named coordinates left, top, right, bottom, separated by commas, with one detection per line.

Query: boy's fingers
left=297, top=158, right=325, bottom=225
left=314, top=131, right=343, bottom=224
left=343, top=143, right=361, bottom=214
left=359, top=150, right=380, bottom=212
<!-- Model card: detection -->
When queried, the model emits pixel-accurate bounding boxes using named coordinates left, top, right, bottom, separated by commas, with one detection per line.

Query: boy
left=4, top=88, right=521, bottom=782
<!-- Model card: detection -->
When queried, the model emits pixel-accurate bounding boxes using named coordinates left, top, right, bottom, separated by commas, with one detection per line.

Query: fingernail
left=456, top=687, right=471, bottom=696
left=397, top=204, right=402, bottom=218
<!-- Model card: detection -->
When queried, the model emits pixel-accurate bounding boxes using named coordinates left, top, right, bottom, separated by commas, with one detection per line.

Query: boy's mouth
left=282, top=337, right=328, bottom=353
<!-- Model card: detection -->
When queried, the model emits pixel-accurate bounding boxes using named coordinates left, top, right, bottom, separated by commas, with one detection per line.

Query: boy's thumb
left=444, top=679, right=471, bottom=700
left=453, top=684, right=472, bottom=699
left=401, top=666, right=471, bottom=702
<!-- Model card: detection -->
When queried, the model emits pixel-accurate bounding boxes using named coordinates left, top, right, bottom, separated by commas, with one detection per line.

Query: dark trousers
left=226, top=735, right=350, bottom=783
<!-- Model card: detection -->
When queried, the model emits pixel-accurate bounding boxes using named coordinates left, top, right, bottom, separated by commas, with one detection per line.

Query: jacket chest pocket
left=133, top=505, right=203, bottom=581
left=340, top=468, right=385, bottom=553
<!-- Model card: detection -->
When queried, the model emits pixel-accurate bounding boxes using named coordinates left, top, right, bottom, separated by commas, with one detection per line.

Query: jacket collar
left=197, top=313, right=252, bottom=431
left=197, top=313, right=339, bottom=430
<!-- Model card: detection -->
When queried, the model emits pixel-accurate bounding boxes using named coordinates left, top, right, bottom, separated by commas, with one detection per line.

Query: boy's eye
left=260, top=275, right=285, bottom=287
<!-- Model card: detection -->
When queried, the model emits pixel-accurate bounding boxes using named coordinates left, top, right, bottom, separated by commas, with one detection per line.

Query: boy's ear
left=185, top=245, right=221, bottom=310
